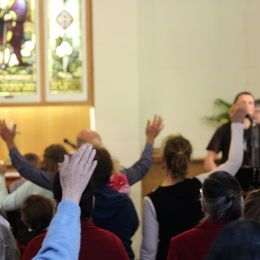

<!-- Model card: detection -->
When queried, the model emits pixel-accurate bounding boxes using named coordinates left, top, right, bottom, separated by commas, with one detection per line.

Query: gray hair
left=202, top=171, right=242, bottom=222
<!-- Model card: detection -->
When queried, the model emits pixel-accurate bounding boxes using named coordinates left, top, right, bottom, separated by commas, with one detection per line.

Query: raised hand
left=0, top=121, right=16, bottom=150
left=59, top=144, right=97, bottom=204
left=146, top=115, right=164, bottom=144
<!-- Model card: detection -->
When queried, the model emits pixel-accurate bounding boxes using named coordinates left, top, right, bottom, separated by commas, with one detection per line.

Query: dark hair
left=0, top=224, right=20, bottom=260
left=233, top=91, right=254, bottom=104
left=21, top=195, right=54, bottom=231
left=207, top=220, right=260, bottom=260
left=91, top=146, right=113, bottom=187
left=41, top=144, right=68, bottom=174
left=24, top=153, right=40, bottom=168
left=163, top=135, right=192, bottom=179
left=202, top=171, right=242, bottom=222
left=53, top=173, right=94, bottom=220
left=243, top=189, right=260, bottom=223
left=255, top=99, right=260, bottom=106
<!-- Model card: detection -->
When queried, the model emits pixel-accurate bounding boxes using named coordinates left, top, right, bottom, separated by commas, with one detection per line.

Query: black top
left=207, top=122, right=260, bottom=191
left=206, top=122, right=253, bottom=167
left=148, top=178, right=203, bottom=260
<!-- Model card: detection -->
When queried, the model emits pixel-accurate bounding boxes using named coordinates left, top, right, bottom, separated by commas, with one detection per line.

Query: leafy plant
left=206, top=98, right=232, bottom=124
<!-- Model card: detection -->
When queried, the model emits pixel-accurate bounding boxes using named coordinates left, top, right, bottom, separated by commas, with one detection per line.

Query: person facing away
left=206, top=220, right=260, bottom=260
left=167, top=171, right=242, bottom=260
left=17, top=194, right=54, bottom=252
left=22, top=154, right=129, bottom=260
left=90, top=146, right=139, bottom=260
left=204, top=91, right=260, bottom=192
left=140, top=104, right=246, bottom=260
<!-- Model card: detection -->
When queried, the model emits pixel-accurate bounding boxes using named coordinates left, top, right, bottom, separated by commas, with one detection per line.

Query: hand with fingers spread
left=230, top=104, right=247, bottom=124
left=0, top=121, right=17, bottom=150
left=59, top=144, right=97, bottom=204
left=146, top=115, right=164, bottom=144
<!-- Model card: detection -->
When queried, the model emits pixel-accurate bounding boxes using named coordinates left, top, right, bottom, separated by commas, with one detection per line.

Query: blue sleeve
left=121, top=143, right=153, bottom=185
left=9, top=147, right=53, bottom=190
left=34, top=200, right=81, bottom=260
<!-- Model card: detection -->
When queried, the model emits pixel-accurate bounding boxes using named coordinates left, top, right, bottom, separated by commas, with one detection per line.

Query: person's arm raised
left=0, top=121, right=53, bottom=189
left=122, top=115, right=164, bottom=185
left=197, top=105, right=246, bottom=184
left=34, top=145, right=97, bottom=260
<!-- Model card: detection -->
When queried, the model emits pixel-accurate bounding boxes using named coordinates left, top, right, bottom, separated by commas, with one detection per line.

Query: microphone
left=63, top=138, right=77, bottom=149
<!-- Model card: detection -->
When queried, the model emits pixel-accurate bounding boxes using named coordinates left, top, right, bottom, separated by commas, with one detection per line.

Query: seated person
left=16, top=195, right=54, bottom=253
left=90, top=146, right=139, bottom=260
left=140, top=105, right=246, bottom=260
left=206, top=220, right=260, bottom=260
left=167, top=171, right=242, bottom=260
left=0, top=144, right=67, bottom=211
left=22, top=148, right=129, bottom=260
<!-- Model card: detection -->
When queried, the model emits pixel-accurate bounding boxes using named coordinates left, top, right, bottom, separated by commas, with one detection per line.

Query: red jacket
left=167, top=218, right=227, bottom=260
left=22, top=219, right=129, bottom=260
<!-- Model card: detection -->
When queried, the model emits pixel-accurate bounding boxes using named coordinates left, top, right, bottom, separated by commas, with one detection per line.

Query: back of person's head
left=206, top=220, right=260, bottom=260
left=233, top=91, right=254, bottom=104
left=76, top=129, right=102, bottom=148
left=41, top=144, right=68, bottom=174
left=53, top=173, right=94, bottom=220
left=202, top=171, right=242, bottom=222
left=243, top=189, right=260, bottom=223
left=24, top=153, right=41, bottom=168
left=0, top=224, right=20, bottom=260
left=162, top=135, right=192, bottom=180
left=21, top=195, right=54, bottom=232
left=91, top=146, right=113, bottom=187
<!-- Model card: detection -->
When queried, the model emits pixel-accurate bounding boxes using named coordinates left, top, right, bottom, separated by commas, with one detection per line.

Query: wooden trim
left=152, top=148, right=205, bottom=163
left=86, top=0, right=94, bottom=107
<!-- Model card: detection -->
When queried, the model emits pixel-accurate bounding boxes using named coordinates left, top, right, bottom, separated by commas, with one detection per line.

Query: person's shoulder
left=23, top=232, right=46, bottom=259
left=184, top=178, right=202, bottom=188
left=171, top=225, right=197, bottom=244
left=218, top=122, right=231, bottom=131
left=83, top=220, right=124, bottom=245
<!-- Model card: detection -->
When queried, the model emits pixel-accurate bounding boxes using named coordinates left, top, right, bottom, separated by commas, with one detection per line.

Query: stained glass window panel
left=46, top=0, right=87, bottom=102
left=0, top=0, right=39, bottom=103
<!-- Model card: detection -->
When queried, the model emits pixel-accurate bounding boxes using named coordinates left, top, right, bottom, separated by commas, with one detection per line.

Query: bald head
left=76, top=129, right=102, bottom=149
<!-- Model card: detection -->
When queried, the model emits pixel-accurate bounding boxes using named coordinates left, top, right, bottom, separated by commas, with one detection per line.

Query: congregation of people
left=0, top=92, right=260, bottom=260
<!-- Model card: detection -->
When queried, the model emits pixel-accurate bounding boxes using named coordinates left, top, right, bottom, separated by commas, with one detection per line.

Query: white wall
left=92, top=0, right=142, bottom=257
left=246, top=0, right=260, bottom=94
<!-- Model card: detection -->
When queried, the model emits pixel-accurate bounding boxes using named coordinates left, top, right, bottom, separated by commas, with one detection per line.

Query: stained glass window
left=45, top=0, right=88, bottom=102
left=0, top=0, right=40, bottom=103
